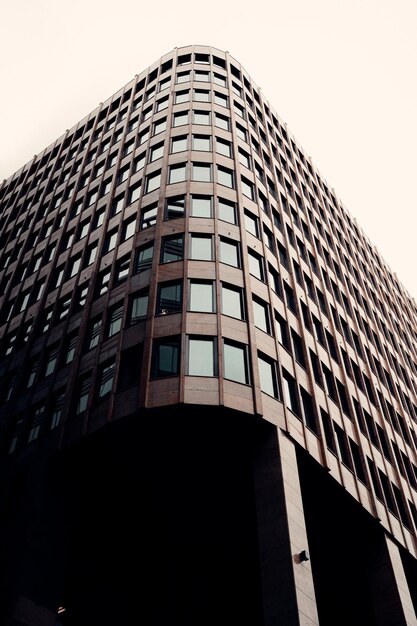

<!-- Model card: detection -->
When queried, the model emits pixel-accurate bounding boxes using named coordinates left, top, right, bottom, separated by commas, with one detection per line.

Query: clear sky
left=1, top=0, right=416, bottom=298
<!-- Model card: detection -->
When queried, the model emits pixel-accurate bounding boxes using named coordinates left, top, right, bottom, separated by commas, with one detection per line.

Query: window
left=189, top=281, right=215, bottom=312
left=105, top=230, right=117, bottom=253
left=241, top=177, right=254, bottom=200
left=165, top=195, right=185, bottom=219
left=145, top=170, right=161, bottom=193
left=195, top=70, right=209, bottom=82
left=248, top=249, right=264, bottom=280
left=173, top=111, right=188, bottom=127
left=135, top=243, right=153, bottom=271
left=192, top=135, right=211, bottom=151
left=253, top=299, right=271, bottom=333
left=194, top=89, right=210, bottom=102
left=76, top=373, right=92, bottom=414
left=65, top=333, right=77, bottom=364
left=169, top=163, right=187, bottom=183
left=275, top=313, right=291, bottom=350
left=157, top=281, right=182, bottom=314
left=161, top=234, right=184, bottom=263
left=107, top=304, right=123, bottom=337
left=193, top=110, right=210, bottom=125
left=258, top=354, right=278, bottom=398
left=140, top=203, right=158, bottom=229
left=97, top=270, right=111, bottom=296
left=216, top=138, right=232, bottom=157
left=192, top=162, right=212, bottom=182
left=156, top=95, right=169, bottom=111
left=218, top=197, right=236, bottom=224
left=282, top=370, right=300, bottom=413
left=217, top=166, right=234, bottom=188
left=122, top=218, right=136, bottom=241
left=87, top=317, right=102, bottom=349
left=236, top=123, right=247, bottom=141
left=220, top=237, right=240, bottom=267
left=118, top=167, right=129, bottom=184
left=130, top=290, right=149, bottom=323
left=128, top=183, right=141, bottom=204
left=134, top=153, right=146, bottom=172
left=28, top=405, right=45, bottom=442
left=244, top=211, right=259, bottom=237
left=50, top=392, right=65, bottom=429
left=238, top=148, right=251, bottom=169
left=150, top=142, right=164, bottom=162
left=153, top=118, right=167, bottom=135
left=171, top=135, right=187, bottom=153
left=188, top=337, right=216, bottom=376
left=98, top=361, right=116, bottom=397
left=177, top=71, right=190, bottom=83
left=223, top=341, right=249, bottom=384
left=190, top=234, right=213, bottom=260
left=139, top=128, right=150, bottom=145
left=44, top=345, right=59, bottom=377
left=191, top=195, right=212, bottom=217
left=152, top=336, right=180, bottom=378
left=175, top=89, right=190, bottom=103
left=221, top=284, right=244, bottom=319
left=112, top=195, right=124, bottom=215
left=215, top=113, right=229, bottom=130
left=213, top=73, right=227, bottom=87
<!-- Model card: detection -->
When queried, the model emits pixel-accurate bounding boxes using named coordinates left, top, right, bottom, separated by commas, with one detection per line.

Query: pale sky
left=1, top=0, right=416, bottom=298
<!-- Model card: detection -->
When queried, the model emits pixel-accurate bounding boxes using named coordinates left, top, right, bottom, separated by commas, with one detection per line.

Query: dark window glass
left=157, top=281, right=182, bottom=314
left=152, top=337, right=180, bottom=378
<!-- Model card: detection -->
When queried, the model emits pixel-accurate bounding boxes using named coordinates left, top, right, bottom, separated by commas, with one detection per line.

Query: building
left=1, top=44, right=417, bottom=625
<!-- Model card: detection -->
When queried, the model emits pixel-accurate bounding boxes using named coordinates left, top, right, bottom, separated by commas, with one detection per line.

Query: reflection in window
left=165, top=195, right=185, bottom=220
left=130, top=290, right=149, bottom=323
left=188, top=337, right=216, bottom=376
left=223, top=341, right=249, bottom=384
left=157, top=281, right=182, bottom=314
left=140, top=203, right=158, bottom=229
left=107, top=304, right=123, bottom=337
left=135, top=243, right=153, bottom=272
left=152, top=337, right=180, bottom=378
left=161, top=234, right=184, bottom=263
left=189, top=281, right=214, bottom=312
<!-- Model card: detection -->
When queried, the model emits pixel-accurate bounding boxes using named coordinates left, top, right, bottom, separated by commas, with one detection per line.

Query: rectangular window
left=193, top=89, right=210, bottom=102
left=194, top=70, right=209, bottom=82
left=191, top=195, right=212, bottom=217
left=253, top=298, right=271, bottom=334
left=107, top=304, right=123, bottom=337
left=76, top=373, right=92, bottom=414
left=123, top=217, right=136, bottom=240
left=171, top=135, right=187, bottom=153
left=98, top=361, right=116, bottom=397
left=65, top=333, right=78, bottom=364
left=169, top=163, right=187, bottom=183
left=165, top=195, right=185, bottom=220
left=192, top=135, right=211, bottom=151
left=88, top=317, right=102, bottom=349
left=105, top=230, right=118, bottom=253
left=177, top=71, right=191, bottom=83
left=258, top=354, right=278, bottom=398
left=135, top=243, right=154, bottom=271
left=241, top=177, right=254, bottom=200
left=218, top=197, right=236, bottom=224
left=145, top=170, right=161, bottom=193
left=175, top=89, right=190, bottom=104
left=173, top=111, right=189, bottom=127
left=189, top=281, right=215, bottom=312
left=189, top=234, right=213, bottom=260
left=188, top=337, right=216, bottom=376
left=69, top=256, right=81, bottom=278
left=223, top=341, right=249, bottom=384
left=216, top=137, right=232, bottom=157
left=150, top=142, right=164, bottom=162
left=140, top=203, right=158, bottom=229
left=153, top=118, right=167, bottom=135
left=248, top=249, right=264, bottom=280
left=161, top=234, right=184, bottom=263
left=115, top=254, right=130, bottom=283
left=214, top=91, right=228, bottom=107
left=244, top=211, right=259, bottom=237
left=282, top=369, right=300, bottom=413
left=130, top=290, right=149, bottom=323
left=192, top=162, right=212, bottom=182
left=152, top=336, right=180, bottom=378
left=215, top=113, right=230, bottom=130
left=217, top=165, right=234, bottom=188
left=44, top=345, right=59, bottom=377
left=221, top=284, right=244, bottom=319
left=50, top=392, right=65, bottom=429
left=193, top=110, right=210, bottom=125
left=220, top=237, right=240, bottom=267
left=157, top=281, right=182, bottom=314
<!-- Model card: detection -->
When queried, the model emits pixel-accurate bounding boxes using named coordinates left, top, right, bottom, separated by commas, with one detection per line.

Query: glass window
left=214, top=92, right=228, bottom=107
left=175, top=89, right=190, bottom=104
left=88, top=317, right=102, bottom=349
left=65, top=333, right=78, bottom=364
left=189, top=281, right=214, bottom=312
left=194, top=89, right=210, bottom=102
left=130, top=290, right=149, bottom=323
left=258, top=354, right=278, bottom=397
left=98, top=361, right=116, bottom=397
left=188, top=337, right=216, bottom=376
left=216, top=138, right=232, bottom=157
left=105, top=230, right=117, bottom=253
left=253, top=299, right=271, bottom=333
left=236, top=123, right=247, bottom=141
left=238, top=149, right=251, bottom=169
left=136, top=243, right=154, bottom=272
left=76, top=373, right=92, bottom=414
left=218, top=197, right=236, bottom=224
left=169, top=163, right=187, bottom=183
left=157, top=281, right=182, bottom=314
left=96, top=270, right=111, bottom=296
left=171, top=135, right=187, bottom=153
left=152, top=337, right=180, bottom=378
left=220, top=238, right=240, bottom=267
left=139, top=129, right=150, bottom=145
left=134, top=153, right=146, bottom=172
left=191, top=195, right=212, bottom=217
left=241, top=177, right=254, bottom=200
left=193, top=110, right=210, bottom=125
left=123, top=218, right=136, bottom=240
left=44, top=345, right=59, bottom=377
left=244, top=210, right=259, bottom=237
left=140, top=203, right=158, bottom=229
left=221, top=284, right=244, bottom=319
left=213, top=73, right=227, bottom=87
left=153, top=118, right=167, bottom=135
left=145, top=170, right=161, bottom=193
left=165, top=195, right=185, bottom=220
left=50, top=392, right=65, bottom=429
left=107, top=304, right=123, bottom=337
left=190, top=234, right=213, bottom=260
left=129, top=183, right=141, bottom=204
left=215, top=113, right=229, bottom=130
left=223, top=341, right=249, bottom=384
left=161, top=234, right=184, bottom=263
left=173, top=111, right=189, bottom=127
left=192, top=162, right=212, bottom=182
left=248, top=249, right=264, bottom=280
left=192, top=135, right=211, bottom=151
left=217, top=166, right=234, bottom=188
left=150, top=142, right=164, bottom=162
left=156, top=95, right=169, bottom=111
left=194, top=70, right=210, bottom=82
left=177, top=71, right=190, bottom=83
left=69, top=256, right=81, bottom=278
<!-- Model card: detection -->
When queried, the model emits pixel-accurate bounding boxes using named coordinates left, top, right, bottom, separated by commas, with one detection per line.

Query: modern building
left=1, top=44, right=417, bottom=625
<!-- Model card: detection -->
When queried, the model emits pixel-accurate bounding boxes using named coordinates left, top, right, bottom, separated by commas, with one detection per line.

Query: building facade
left=1, top=45, right=417, bottom=625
